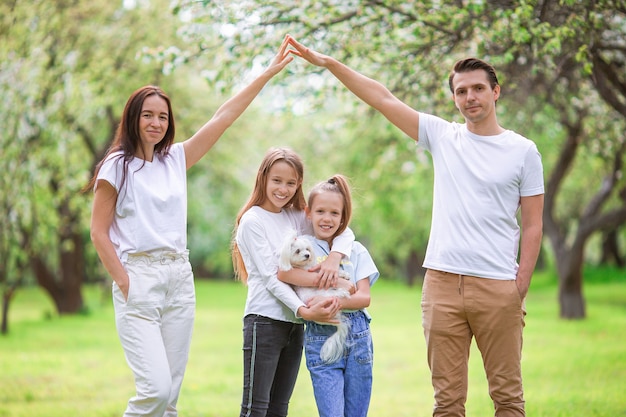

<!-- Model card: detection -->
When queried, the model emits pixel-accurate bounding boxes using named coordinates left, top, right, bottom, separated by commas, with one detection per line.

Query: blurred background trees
left=1, top=0, right=625, bottom=331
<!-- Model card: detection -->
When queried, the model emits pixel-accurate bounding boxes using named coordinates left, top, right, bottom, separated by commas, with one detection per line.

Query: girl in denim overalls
left=279, top=174, right=379, bottom=417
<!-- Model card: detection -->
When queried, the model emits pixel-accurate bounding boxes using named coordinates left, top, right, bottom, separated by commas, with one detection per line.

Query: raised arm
left=183, top=36, right=295, bottom=168
left=287, top=35, right=420, bottom=141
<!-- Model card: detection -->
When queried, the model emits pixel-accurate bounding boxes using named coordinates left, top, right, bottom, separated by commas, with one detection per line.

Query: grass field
left=1, top=269, right=625, bottom=417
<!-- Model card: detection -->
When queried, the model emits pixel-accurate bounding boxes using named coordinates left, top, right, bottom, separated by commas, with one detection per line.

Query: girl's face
left=138, top=94, right=169, bottom=151
left=306, top=191, right=344, bottom=244
left=260, top=161, right=301, bottom=213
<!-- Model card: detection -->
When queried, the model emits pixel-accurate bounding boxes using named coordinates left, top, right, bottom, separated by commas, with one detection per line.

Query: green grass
left=1, top=272, right=625, bottom=417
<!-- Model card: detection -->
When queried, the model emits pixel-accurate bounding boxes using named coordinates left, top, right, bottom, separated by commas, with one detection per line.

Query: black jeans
left=240, top=314, right=304, bottom=417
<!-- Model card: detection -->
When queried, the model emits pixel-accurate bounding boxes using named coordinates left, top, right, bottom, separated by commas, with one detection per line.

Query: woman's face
left=260, top=161, right=301, bottom=213
left=138, top=94, right=169, bottom=150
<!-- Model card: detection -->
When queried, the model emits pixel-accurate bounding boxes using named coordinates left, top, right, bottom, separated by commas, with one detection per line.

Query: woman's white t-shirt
left=418, top=113, right=544, bottom=280
left=96, top=143, right=187, bottom=262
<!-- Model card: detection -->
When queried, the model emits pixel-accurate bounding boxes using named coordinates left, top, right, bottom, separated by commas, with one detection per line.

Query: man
left=287, top=35, right=544, bottom=417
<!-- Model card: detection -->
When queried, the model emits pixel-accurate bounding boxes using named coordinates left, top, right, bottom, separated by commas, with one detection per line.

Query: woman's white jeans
left=113, top=251, right=196, bottom=417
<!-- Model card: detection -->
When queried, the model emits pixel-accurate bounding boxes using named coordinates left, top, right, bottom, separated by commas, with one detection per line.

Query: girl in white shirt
left=86, top=37, right=295, bottom=417
left=232, top=147, right=354, bottom=417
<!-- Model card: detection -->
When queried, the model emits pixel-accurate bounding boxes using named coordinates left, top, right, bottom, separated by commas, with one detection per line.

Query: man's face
left=451, top=70, right=500, bottom=125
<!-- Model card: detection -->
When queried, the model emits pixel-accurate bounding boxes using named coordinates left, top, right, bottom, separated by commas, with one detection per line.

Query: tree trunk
left=31, top=229, right=85, bottom=315
left=555, top=248, right=586, bottom=319
left=559, top=287, right=586, bottom=319
left=31, top=194, right=86, bottom=315
left=1, top=285, right=17, bottom=335
left=406, top=249, right=425, bottom=287
left=600, top=229, right=625, bottom=267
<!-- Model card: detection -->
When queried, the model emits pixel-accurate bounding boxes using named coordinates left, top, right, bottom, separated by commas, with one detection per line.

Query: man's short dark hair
left=448, top=58, right=499, bottom=93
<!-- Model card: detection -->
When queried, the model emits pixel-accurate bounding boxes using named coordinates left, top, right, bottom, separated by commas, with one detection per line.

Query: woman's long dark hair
left=83, top=85, right=176, bottom=194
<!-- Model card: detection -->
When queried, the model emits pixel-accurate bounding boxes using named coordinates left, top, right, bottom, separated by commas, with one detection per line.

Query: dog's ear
left=278, top=234, right=294, bottom=271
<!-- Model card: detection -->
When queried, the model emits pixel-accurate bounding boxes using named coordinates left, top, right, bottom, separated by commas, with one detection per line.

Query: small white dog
left=278, top=232, right=351, bottom=363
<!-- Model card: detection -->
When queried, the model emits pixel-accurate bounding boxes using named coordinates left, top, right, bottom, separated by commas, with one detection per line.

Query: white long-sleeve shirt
left=236, top=205, right=354, bottom=323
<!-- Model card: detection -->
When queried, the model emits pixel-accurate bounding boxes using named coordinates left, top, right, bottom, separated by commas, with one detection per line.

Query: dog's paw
left=338, top=270, right=351, bottom=281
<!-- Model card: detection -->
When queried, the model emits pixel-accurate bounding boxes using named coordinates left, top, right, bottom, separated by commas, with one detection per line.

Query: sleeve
left=95, top=154, right=123, bottom=192
left=237, top=214, right=305, bottom=315
left=331, top=227, right=355, bottom=258
left=417, top=112, right=452, bottom=152
left=417, top=112, right=436, bottom=151
left=169, top=142, right=187, bottom=174
left=520, top=143, right=544, bottom=197
left=353, top=242, right=380, bottom=286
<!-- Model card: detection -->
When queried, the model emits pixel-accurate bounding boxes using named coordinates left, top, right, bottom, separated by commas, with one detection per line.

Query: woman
left=86, top=37, right=295, bottom=417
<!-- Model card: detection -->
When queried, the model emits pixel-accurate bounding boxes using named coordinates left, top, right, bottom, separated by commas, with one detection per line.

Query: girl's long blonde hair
left=231, top=147, right=306, bottom=283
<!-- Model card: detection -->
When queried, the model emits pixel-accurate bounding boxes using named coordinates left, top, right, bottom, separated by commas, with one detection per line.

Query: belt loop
left=458, top=275, right=462, bottom=295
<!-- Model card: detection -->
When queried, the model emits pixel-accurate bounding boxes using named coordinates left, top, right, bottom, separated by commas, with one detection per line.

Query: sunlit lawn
left=1, top=270, right=625, bottom=416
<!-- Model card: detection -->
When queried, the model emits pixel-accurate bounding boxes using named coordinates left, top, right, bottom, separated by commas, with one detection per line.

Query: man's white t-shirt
left=96, top=143, right=187, bottom=262
left=418, top=113, right=544, bottom=280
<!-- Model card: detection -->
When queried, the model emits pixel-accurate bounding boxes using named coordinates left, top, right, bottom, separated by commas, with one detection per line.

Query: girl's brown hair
left=307, top=174, right=353, bottom=243
left=83, top=85, right=176, bottom=193
left=232, top=147, right=306, bottom=283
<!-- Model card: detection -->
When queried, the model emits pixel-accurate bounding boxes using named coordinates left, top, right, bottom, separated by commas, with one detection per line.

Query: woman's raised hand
left=264, top=35, right=298, bottom=76
left=286, top=35, right=330, bottom=67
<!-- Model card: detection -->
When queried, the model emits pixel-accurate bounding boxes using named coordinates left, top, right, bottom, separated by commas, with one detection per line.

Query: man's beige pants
left=421, top=269, right=526, bottom=417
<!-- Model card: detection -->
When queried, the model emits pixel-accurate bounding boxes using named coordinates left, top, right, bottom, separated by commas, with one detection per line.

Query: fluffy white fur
left=278, top=232, right=351, bottom=364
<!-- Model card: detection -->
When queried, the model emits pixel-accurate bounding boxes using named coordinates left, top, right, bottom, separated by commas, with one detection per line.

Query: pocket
left=174, top=262, right=196, bottom=305
left=124, top=263, right=166, bottom=306
left=112, top=281, right=126, bottom=306
left=304, top=324, right=335, bottom=368
left=304, top=336, right=327, bottom=368
left=350, top=321, right=373, bottom=365
left=354, top=333, right=374, bottom=365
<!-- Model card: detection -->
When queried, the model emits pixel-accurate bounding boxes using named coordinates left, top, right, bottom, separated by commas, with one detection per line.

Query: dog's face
left=279, top=234, right=315, bottom=271
left=289, top=238, right=315, bottom=268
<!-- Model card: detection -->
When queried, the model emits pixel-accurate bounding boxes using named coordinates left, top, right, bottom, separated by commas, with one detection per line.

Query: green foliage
left=0, top=1, right=210, bottom=312
left=168, top=0, right=626, bottom=278
left=0, top=0, right=187, bottom=297
left=2, top=0, right=626, bottom=320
